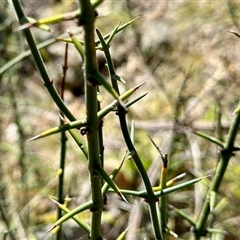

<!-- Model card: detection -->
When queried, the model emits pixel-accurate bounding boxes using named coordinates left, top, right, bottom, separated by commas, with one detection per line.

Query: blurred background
left=1, top=1, right=240, bottom=239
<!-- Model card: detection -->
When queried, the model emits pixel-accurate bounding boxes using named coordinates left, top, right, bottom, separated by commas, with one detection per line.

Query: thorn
left=118, top=192, right=129, bottom=205
left=203, top=175, right=211, bottom=179
left=117, top=21, right=122, bottom=27
left=14, top=23, right=34, bottom=32
left=126, top=222, right=133, bottom=230
left=56, top=111, right=66, bottom=122
left=119, top=151, right=128, bottom=166
left=134, top=80, right=146, bottom=91
left=228, top=30, right=240, bottom=38
left=132, top=16, right=140, bottom=21
left=174, top=173, right=186, bottom=180
left=45, top=224, right=56, bottom=234
left=49, top=197, right=60, bottom=205
left=67, top=29, right=73, bottom=37
left=117, top=223, right=133, bottom=239
left=169, top=229, right=178, bottom=238
left=27, top=134, right=41, bottom=142
left=232, top=105, right=240, bottom=116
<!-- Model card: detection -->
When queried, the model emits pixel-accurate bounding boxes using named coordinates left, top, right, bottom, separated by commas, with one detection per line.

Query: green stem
left=107, top=170, right=204, bottom=198
left=193, top=113, right=240, bottom=239
left=78, top=0, right=103, bottom=239
left=118, top=107, right=162, bottom=239
left=11, top=0, right=76, bottom=122
left=12, top=0, right=88, bottom=161
left=68, top=129, right=88, bottom=159
left=97, top=28, right=162, bottom=239
left=56, top=124, right=66, bottom=240
left=159, top=155, right=168, bottom=235
left=27, top=84, right=143, bottom=141
left=56, top=43, right=68, bottom=240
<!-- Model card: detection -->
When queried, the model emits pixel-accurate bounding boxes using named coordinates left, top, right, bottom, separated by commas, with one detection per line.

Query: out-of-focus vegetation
left=1, top=1, right=240, bottom=239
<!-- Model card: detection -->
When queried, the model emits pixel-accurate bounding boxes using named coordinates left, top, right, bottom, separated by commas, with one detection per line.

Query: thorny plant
left=1, top=0, right=240, bottom=239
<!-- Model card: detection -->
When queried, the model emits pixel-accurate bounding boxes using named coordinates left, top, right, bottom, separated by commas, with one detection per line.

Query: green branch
left=78, top=0, right=104, bottom=239
left=193, top=113, right=240, bottom=239
left=12, top=0, right=77, bottom=122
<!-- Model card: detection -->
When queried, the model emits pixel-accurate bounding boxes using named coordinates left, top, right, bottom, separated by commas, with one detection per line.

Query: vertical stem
left=193, top=113, right=240, bottom=239
left=98, top=29, right=162, bottom=239
left=159, top=155, right=168, bottom=237
left=118, top=107, right=162, bottom=239
left=56, top=123, right=67, bottom=240
left=56, top=43, right=69, bottom=240
left=79, top=1, right=103, bottom=239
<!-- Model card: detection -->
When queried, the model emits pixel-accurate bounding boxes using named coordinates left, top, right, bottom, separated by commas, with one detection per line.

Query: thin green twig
left=56, top=43, right=68, bottom=240
left=193, top=112, right=240, bottom=239
left=96, top=27, right=162, bottom=239
left=12, top=0, right=77, bottom=122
